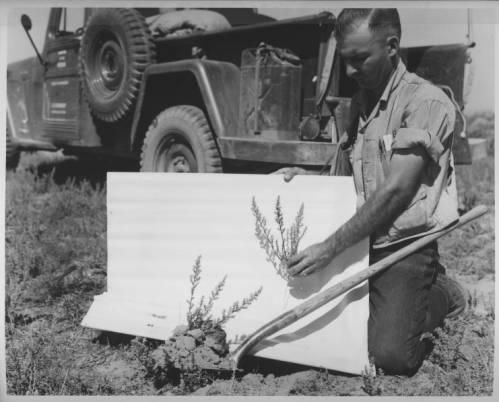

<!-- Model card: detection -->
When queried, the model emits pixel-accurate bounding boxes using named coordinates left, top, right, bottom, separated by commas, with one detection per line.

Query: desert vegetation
left=251, top=196, right=307, bottom=280
left=4, top=111, right=494, bottom=395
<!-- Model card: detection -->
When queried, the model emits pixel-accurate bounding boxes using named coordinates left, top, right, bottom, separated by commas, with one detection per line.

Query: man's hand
left=271, top=167, right=309, bottom=182
left=287, top=241, right=335, bottom=277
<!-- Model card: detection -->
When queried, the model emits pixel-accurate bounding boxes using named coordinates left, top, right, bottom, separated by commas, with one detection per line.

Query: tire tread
left=140, top=106, right=222, bottom=173
left=79, top=8, right=157, bottom=122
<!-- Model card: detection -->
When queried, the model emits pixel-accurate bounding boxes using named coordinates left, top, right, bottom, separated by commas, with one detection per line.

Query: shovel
left=230, top=204, right=488, bottom=368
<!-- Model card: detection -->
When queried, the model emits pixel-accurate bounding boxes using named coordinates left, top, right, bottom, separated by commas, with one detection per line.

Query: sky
left=5, top=6, right=495, bottom=112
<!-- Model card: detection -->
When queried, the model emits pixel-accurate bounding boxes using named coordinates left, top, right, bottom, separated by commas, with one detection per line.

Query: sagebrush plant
left=132, top=255, right=262, bottom=394
left=186, top=256, right=263, bottom=330
left=251, top=196, right=307, bottom=280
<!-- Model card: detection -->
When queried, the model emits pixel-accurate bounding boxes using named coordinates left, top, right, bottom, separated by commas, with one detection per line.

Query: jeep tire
left=79, top=8, right=156, bottom=122
left=6, top=121, right=20, bottom=170
left=140, top=106, right=222, bottom=173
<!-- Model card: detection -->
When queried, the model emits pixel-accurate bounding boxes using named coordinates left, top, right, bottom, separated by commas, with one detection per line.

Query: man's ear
left=386, top=35, right=400, bottom=57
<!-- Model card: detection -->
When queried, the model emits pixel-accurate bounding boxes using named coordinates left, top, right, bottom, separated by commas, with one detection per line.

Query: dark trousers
left=368, top=240, right=449, bottom=375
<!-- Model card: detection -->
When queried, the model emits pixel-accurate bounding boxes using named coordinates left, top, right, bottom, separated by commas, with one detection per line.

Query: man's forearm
left=323, top=184, right=412, bottom=257
left=286, top=149, right=426, bottom=277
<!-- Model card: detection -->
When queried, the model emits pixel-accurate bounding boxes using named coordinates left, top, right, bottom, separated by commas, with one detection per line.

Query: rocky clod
left=151, top=325, right=233, bottom=380
left=187, top=328, right=205, bottom=343
left=176, top=335, right=196, bottom=352
left=204, top=327, right=230, bottom=355
left=172, top=324, right=189, bottom=337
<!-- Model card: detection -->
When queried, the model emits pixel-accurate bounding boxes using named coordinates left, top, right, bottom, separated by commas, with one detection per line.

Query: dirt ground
left=4, top=114, right=495, bottom=395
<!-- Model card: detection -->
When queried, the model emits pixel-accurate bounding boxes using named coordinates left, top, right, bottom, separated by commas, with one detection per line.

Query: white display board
left=82, top=173, right=370, bottom=374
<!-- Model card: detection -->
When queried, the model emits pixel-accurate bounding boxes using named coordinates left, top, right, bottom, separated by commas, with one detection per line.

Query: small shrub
left=251, top=196, right=307, bottom=280
left=186, top=255, right=262, bottom=331
left=132, top=256, right=262, bottom=394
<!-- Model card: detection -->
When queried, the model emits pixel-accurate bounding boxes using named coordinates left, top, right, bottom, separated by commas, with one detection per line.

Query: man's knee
left=369, top=339, right=425, bottom=375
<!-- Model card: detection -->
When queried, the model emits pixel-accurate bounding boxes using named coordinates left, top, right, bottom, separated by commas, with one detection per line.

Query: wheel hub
left=98, top=40, right=124, bottom=92
left=169, top=155, right=192, bottom=173
left=158, top=140, right=198, bottom=173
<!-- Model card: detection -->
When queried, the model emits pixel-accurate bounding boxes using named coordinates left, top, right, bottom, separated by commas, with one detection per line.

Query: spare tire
left=79, top=8, right=156, bottom=122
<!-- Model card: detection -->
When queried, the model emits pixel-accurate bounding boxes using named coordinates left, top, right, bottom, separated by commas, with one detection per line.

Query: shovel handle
left=231, top=204, right=488, bottom=366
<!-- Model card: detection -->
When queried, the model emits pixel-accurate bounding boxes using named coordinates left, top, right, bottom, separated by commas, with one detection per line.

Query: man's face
left=338, top=22, right=395, bottom=91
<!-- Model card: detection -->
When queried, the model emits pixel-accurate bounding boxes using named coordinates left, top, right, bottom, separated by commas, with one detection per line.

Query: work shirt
left=346, top=60, right=459, bottom=248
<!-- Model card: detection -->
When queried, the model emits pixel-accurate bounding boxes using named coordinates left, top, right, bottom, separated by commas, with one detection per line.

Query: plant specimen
left=185, top=255, right=263, bottom=331
left=251, top=195, right=307, bottom=280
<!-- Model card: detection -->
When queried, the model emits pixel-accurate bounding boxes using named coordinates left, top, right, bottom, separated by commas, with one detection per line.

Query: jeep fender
left=130, top=59, right=240, bottom=153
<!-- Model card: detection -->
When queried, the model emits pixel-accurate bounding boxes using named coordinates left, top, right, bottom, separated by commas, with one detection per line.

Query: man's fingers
left=299, top=264, right=318, bottom=276
left=285, top=167, right=301, bottom=182
left=288, top=250, right=306, bottom=267
left=270, top=168, right=288, bottom=175
left=288, top=257, right=312, bottom=277
left=271, top=167, right=296, bottom=181
left=271, top=167, right=305, bottom=181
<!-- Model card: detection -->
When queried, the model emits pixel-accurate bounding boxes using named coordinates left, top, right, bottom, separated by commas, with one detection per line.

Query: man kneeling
left=278, top=8, right=468, bottom=375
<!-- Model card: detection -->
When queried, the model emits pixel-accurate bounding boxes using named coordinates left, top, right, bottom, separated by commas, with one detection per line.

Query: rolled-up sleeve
left=392, top=98, right=454, bottom=163
left=393, top=127, right=444, bottom=162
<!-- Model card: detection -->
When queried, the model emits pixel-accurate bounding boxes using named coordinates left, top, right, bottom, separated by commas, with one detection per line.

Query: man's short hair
left=335, top=9, right=401, bottom=41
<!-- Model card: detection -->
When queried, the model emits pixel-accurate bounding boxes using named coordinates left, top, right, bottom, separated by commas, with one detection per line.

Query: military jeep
left=6, top=7, right=475, bottom=173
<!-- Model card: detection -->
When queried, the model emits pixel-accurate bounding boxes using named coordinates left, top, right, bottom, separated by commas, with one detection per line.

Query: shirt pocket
left=388, top=188, right=430, bottom=239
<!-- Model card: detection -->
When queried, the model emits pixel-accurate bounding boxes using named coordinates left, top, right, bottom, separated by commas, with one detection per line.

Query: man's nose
left=345, top=63, right=358, bottom=78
